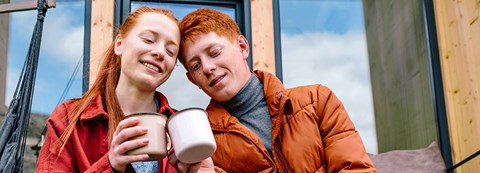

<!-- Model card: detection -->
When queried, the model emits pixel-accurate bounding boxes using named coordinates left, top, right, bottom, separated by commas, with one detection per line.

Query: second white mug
left=167, top=108, right=216, bottom=164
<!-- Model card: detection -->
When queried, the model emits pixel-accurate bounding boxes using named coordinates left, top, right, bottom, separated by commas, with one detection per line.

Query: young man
left=178, top=8, right=376, bottom=173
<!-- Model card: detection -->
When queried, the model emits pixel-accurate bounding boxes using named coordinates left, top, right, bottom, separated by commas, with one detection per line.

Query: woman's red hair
left=54, top=6, right=179, bottom=156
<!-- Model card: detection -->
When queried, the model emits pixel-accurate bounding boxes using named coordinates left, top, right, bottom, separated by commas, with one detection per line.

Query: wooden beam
left=88, top=0, right=114, bottom=88
left=0, top=0, right=55, bottom=13
left=0, top=8, right=7, bottom=113
left=250, top=0, right=275, bottom=74
left=434, top=0, right=480, bottom=172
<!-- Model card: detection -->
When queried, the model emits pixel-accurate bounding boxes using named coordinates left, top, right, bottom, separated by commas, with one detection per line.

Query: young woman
left=35, top=6, right=213, bottom=173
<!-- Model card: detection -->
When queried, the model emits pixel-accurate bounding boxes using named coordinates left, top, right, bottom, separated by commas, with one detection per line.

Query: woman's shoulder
left=48, top=98, right=83, bottom=119
left=45, top=98, right=83, bottom=131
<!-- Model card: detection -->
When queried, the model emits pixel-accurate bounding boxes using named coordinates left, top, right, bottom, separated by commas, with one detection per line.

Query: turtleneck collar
left=218, top=74, right=264, bottom=118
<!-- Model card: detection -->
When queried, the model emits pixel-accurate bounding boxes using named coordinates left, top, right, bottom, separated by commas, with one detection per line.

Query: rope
left=57, top=55, right=83, bottom=106
left=0, top=0, right=48, bottom=172
left=32, top=55, right=83, bottom=157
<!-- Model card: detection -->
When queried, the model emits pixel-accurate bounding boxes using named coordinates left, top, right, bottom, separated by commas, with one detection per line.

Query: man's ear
left=186, top=72, right=198, bottom=86
left=237, top=35, right=250, bottom=60
left=114, top=35, right=123, bottom=55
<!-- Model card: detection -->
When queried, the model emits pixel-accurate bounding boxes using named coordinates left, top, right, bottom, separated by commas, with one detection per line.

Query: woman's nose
left=151, top=46, right=165, bottom=60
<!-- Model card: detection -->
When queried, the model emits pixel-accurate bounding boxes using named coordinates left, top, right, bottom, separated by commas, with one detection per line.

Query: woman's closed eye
left=142, top=37, right=154, bottom=44
left=166, top=45, right=178, bottom=57
left=166, top=49, right=174, bottom=57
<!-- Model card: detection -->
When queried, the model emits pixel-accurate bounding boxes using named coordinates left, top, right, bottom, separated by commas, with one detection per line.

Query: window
left=4, top=1, right=85, bottom=171
left=278, top=0, right=377, bottom=153
left=6, top=1, right=84, bottom=116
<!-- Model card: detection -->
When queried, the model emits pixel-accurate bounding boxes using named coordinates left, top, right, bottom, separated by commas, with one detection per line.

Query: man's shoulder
left=286, top=84, right=332, bottom=95
left=284, top=84, right=338, bottom=107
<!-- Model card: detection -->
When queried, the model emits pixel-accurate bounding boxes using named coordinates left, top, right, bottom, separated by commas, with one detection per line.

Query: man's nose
left=202, top=59, right=216, bottom=74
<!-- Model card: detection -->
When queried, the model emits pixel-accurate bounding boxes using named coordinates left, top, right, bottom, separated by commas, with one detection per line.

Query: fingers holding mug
left=188, top=157, right=214, bottom=173
left=123, top=112, right=169, bottom=160
left=168, top=153, right=214, bottom=173
left=168, top=148, right=179, bottom=168
left=109, top=117, right=150, bottom=172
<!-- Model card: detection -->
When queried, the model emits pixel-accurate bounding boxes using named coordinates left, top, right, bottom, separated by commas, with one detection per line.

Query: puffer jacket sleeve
left=35, top=102, right=115, bottom=173
left=315, top=85, right=376, bottom=173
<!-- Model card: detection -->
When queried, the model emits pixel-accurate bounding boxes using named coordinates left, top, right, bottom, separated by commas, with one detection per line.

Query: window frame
left=118, top=0, right=252, bottom=67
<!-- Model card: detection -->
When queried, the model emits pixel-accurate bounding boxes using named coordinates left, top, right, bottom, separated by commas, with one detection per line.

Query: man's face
left=182, top=32, right=251, bottom=102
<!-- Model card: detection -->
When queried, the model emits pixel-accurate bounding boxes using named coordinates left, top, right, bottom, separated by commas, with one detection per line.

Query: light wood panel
left=362, top=0, right=438, bottom=152
left=250, top=0, right=275, bottom=74
left=0, top=0, right=55, bottom=13
left=434, top=0, right=480, bottom=172
left=0, top=2, right=7, bottom=113
left=89, top=0, right=114, bottom=88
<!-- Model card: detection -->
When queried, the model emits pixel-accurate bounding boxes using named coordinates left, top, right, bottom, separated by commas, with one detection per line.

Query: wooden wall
left=250, top=0, right=275, bottom=74
left=0, top=0, right=9, bottom=113
left=434, top=0, right=480, bottom=172
left=362, top=0, right=439, bottom=151
left=88, top=0, right=114, bottom=88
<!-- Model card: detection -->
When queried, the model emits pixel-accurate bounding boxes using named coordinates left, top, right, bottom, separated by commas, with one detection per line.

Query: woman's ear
left=114, top=35, right=123, bottom=55
left=237, top=35, right=250, bottom=60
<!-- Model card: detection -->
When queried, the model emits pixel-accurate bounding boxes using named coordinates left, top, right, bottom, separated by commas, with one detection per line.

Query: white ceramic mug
left=124, top=112, right=170, bottom=161
left=167, top=108, right=216, bottom=163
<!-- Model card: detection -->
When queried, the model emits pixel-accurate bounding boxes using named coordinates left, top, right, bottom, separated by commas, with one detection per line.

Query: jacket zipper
left=275, top=136, right=292, bottom=173
left=228, top=130, right=278, bottom=172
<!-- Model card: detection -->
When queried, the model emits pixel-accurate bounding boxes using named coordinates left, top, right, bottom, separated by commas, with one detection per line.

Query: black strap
left=446, top=149, right=480, bottom=172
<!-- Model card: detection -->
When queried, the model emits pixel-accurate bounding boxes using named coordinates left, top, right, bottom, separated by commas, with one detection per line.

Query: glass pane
left=7, top=1, right=84, bottom=115
left=279, top=0, right=377, bottom=153
left=132, top=2, right=235, bottom=19
left=131, top=1, right=235, bottom=110
left=5, top=0, right=85, bottom=171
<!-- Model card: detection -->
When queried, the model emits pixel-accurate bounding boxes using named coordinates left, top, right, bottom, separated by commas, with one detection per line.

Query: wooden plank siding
left=0, top=0, right=8, bottom=113
left=434, top=0, right=480, bottom=172
left=362, top=0, right=438, bottom=152
left=89, top=0, right=114, bottom=88
left=0, top=0, right=55, bottom=13
left=250, top=0, right=276, bottom=74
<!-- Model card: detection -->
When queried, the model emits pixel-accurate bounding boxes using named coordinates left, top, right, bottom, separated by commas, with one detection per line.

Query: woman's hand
left=168, top=151, right=214, bottom=173
left=109, top=117, right=150, bottom=172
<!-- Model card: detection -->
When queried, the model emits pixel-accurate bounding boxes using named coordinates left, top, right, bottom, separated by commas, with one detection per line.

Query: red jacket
left=209, top=70, right=375, bottom=173
left=35, top=92, right=178, bottom=173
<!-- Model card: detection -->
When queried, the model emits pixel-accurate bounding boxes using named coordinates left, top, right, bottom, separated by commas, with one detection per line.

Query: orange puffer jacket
left=207, top=70, right=375, bottom=173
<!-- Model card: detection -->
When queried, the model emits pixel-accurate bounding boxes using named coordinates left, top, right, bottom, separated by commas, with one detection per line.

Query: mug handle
left=166, top=132, right=173, bottom=152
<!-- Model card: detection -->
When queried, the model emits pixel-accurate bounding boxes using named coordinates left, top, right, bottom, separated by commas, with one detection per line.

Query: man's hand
left=168, top=150, right=214, bottom=173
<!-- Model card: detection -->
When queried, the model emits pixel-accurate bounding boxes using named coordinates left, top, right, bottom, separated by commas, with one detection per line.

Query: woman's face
left=114, top=12, right=180, bottom=92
